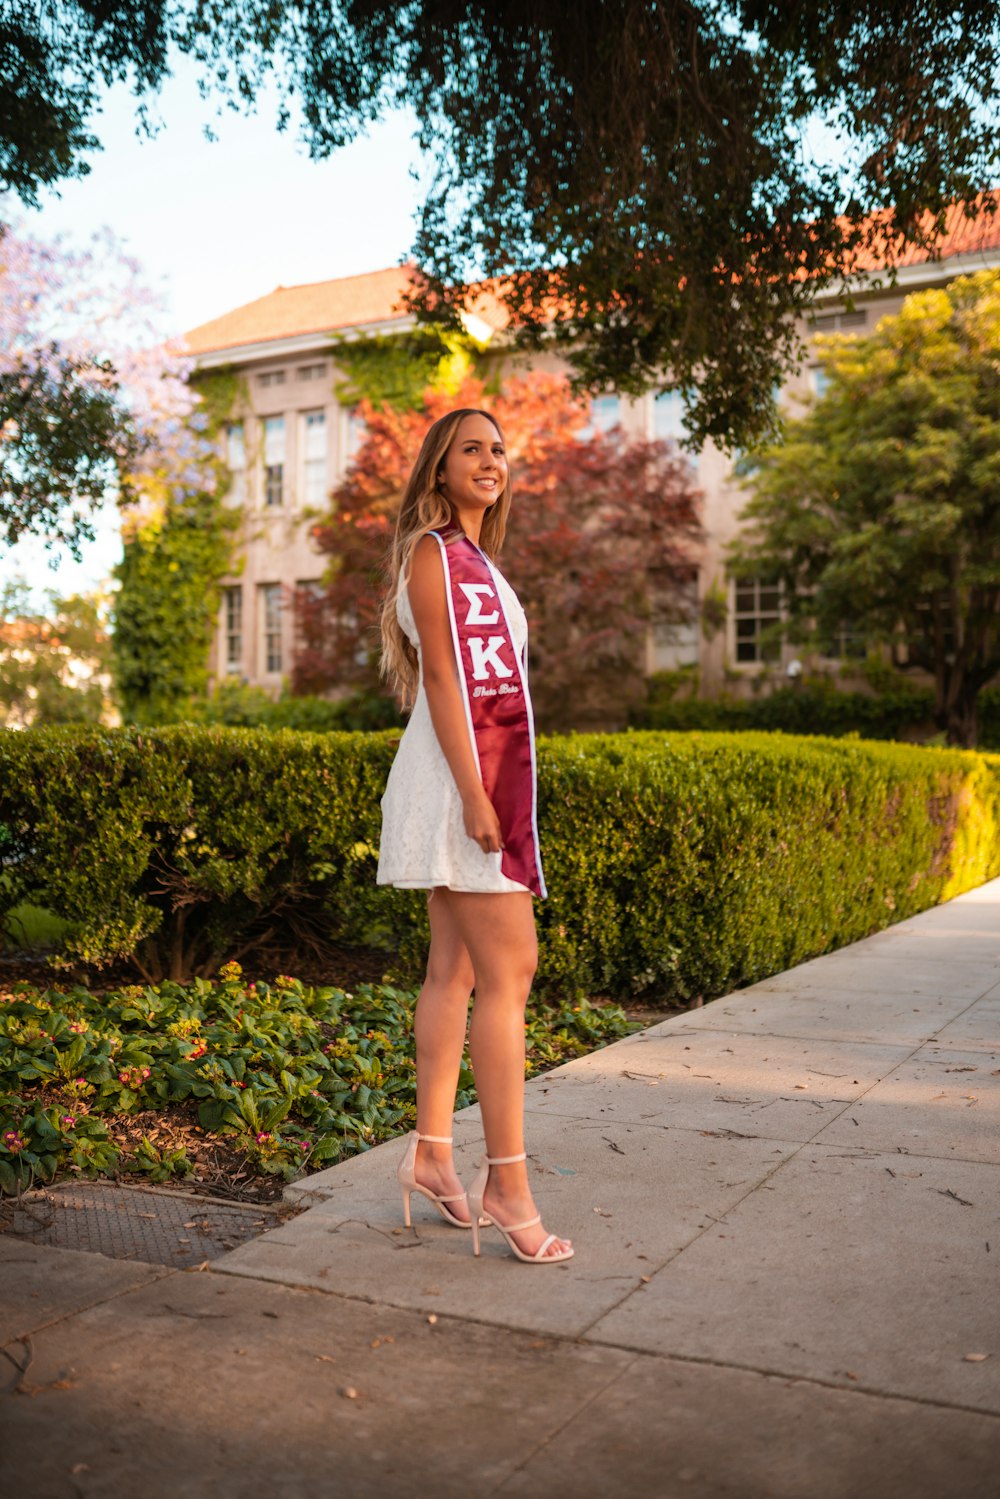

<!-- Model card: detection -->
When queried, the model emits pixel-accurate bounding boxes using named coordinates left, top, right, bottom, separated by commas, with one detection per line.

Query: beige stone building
left=183, top=210, right=1000, bottom=699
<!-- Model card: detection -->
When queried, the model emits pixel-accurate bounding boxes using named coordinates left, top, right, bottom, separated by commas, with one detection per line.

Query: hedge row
left=638, top=681, right=1000, bottom=749
left=197, top=679, right=1000, bottom=747
left=199, top=682, right=404, bottom=734
left=1, top=727, right=998, bottom=1000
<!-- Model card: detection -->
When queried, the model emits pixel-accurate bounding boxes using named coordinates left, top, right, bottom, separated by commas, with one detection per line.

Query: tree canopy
left=0, top=582, right=113, bottom=727
left=4, top=3, right=1000, bottom=448
left=0, top=220, right=220, bottom=555
left=730, top=269, right=1000, bottom=748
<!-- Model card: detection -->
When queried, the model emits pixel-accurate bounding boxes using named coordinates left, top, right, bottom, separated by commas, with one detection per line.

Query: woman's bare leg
left=412, top=887, right=476, bottom=1221
left=436, top=888, right=571, bottom=1259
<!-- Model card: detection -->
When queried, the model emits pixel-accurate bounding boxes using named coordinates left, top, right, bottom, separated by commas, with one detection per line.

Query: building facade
left=183, top=214, right=1000, bottom=699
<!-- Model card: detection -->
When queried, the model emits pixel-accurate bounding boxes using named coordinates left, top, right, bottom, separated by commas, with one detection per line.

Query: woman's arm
left=407, top=534, right=504, bottom=855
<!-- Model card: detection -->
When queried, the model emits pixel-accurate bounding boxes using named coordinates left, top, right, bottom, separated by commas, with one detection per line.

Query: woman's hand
left=463, top=786, right=504, bottom=855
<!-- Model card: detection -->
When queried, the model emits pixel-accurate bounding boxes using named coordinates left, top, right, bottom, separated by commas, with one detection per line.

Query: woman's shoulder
left=410, top=531, right=445, bottom=575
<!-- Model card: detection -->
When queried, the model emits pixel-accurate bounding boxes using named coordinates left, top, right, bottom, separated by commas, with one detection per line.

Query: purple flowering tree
left=0, top=217, right=217, bottom=558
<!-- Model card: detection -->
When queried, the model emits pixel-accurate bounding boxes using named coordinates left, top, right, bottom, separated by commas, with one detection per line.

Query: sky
left=4, top=56, right=426, bottom=603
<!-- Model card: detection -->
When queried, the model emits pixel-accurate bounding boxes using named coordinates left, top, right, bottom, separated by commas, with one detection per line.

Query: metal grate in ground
left=2, top=1182, right=288, bottom=1267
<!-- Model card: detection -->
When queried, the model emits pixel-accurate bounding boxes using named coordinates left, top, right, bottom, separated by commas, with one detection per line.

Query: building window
left=260, top=584, right=283, bottom=674
left=344, top=405, right=366, bottom=466
left=810, top=309, right=867, bottom=332
left=300, top=410, right=327, bottom=508
left=580, top=394, right=620, bottom=440
left=820, top=623, right=867, bottom=661
left=652, top=579, right=700, bottom=669
left=733, top=577, right=783, bottom=663
left=809, top=366, right=831, bottom=398
left=225, top=422, right=246, bottom=506
left=223, top=586, right=243, bottom=673
left=263, top=416, right=284, bottom=507
left=297, top=363, right=328, bottom=382
left=257, top=370, right=286, bottom=387
left=653, top=391, right=686, bottom=442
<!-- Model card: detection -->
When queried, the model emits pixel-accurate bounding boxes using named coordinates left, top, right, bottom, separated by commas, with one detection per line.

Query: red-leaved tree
left=294, top=373, right=703, bottom=730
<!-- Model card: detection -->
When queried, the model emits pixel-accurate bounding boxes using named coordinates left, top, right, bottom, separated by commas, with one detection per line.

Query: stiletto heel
left=397, top=1131, right=471, bottom=1229
left=467, top=1155, right=489, bottom=1257
left=467, top=1152, right=574, bottom=1265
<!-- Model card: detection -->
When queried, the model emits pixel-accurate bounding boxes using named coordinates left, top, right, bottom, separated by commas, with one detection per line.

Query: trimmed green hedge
left=1, top=727, right=998, bottom=999
left=199, top=683, right=404, bottom=734
left=637, top=680, right=1000, bottom=749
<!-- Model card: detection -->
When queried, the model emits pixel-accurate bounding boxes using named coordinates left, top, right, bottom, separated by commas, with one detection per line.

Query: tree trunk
left=942, top=689, right=980, bottom=748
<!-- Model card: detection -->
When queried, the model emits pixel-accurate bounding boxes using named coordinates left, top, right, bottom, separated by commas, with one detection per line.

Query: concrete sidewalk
left=3, top=880, right=999, bottom=1498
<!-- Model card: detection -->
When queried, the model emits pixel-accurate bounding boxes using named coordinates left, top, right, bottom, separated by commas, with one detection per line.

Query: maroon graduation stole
left=430, top=527, right=546, bottom=898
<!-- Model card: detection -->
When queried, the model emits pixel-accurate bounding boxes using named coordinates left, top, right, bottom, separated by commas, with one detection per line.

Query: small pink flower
left=256, top=1132, right=271, bottom=1144
left=61, top=1115, right=76, bottom=1128
left=3, top=1130, right=26, bottom=1153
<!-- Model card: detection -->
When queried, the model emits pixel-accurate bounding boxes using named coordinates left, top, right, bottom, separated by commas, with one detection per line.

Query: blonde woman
left=377, top=407, right=572, bottom=1265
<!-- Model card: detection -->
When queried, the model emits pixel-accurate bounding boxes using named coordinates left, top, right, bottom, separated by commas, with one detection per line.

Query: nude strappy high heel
left=467, top=1152, right=575, bottom=1264
left=397, top=1131, right=471, bottom=1229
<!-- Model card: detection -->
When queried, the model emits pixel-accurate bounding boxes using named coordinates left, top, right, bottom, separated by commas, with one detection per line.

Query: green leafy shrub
left=0, top=726, right=998, bottom=1001
left=0, top=724, right=401, bottom=981
left=0, top=964, right=630, bottom=1194
left=199, top=681, right=404, bottom=733
left=638, top=676, right=939, bottom=741
left=534, top=731, right=1000, bottom=999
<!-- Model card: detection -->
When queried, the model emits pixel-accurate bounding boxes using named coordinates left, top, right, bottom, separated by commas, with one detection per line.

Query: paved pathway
left=3, top=880, right=999, bottom=1497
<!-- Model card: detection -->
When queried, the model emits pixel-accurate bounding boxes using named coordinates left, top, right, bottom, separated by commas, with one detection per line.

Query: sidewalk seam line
left=487, top=1353, right=643, bottom=1496
left=1, top=1265, right=179, bottom=1349
left=202, top=1264, right=1000, bottom=1422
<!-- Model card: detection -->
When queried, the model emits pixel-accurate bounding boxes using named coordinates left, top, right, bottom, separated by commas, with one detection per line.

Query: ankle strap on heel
left=415, top=1132, right=453, bottom=1145
left=485, top=1152, right=526, bottom=1165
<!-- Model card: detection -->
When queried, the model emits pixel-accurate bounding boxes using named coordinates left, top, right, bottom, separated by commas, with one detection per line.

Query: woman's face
left=439, top=413, right=508, bottom=516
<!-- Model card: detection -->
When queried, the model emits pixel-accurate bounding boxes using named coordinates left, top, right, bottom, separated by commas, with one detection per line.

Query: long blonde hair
left=380, top=407, right=512, bottom=706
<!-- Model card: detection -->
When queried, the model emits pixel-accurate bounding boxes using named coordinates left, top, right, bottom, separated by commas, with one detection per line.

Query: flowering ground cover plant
left=0, top=962, right=631, bottom=1196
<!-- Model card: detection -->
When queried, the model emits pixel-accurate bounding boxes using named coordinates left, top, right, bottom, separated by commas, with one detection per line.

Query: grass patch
left=0, top=962, right=632, bottom=1199
left=2, top=901, right=69, bottom=951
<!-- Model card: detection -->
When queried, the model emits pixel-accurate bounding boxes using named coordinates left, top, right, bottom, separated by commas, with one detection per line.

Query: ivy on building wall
left=112, top=370, right=243, bottom=724
left=330, top=326, right=486, bottom=411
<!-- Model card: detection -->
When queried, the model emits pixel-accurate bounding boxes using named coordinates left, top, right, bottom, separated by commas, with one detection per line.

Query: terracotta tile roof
left=182, top=265, right=423, bottom=356
left=184, top=201, right=1000, bottom=357
left=847, top=196, right=1000, bottom=273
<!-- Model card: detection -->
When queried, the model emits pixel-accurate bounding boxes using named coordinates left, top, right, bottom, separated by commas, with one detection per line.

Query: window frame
left=223, top=585, right=243, bottom=675
left=260, top=583, right=284, bottom=675
left=732, top=576, right=784, bottom=665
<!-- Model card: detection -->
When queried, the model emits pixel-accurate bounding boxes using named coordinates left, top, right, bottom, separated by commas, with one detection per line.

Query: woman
left=377, top=407, right=573, bottom=1265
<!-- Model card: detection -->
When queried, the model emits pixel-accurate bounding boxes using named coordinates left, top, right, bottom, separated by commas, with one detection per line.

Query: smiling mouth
left=474, top=478, right=498, bottom=489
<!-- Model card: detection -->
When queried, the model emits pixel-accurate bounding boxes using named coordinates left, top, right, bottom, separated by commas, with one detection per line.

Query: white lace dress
left=376, top=568, right=532, bottom=894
